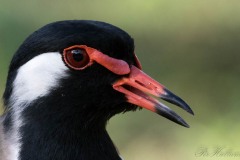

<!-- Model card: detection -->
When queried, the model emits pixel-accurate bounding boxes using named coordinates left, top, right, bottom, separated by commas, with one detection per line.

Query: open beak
left=67, top=45, right=193, bottom=127
left=112, top=65, right=194, bottom=128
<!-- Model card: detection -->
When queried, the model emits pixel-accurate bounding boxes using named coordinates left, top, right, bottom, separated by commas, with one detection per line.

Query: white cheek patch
left=7, top=52, right=68, bottom=160
left=12, top=52, right=68, bottom=105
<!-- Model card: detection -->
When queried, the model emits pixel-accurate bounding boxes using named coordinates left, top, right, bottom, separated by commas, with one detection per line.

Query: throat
left=4, top=86, right=125, bottom=160
left=4, top=100, right=122, bottom=160
left=19, top=121, right=121, bottom=160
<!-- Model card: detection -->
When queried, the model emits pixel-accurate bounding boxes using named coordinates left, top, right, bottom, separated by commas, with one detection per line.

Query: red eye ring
left=63, top=45, right=130, bottom=75
left=63, top=46, right=91, bottom=70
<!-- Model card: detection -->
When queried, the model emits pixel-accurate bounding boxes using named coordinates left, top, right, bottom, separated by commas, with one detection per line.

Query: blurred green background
left=1, top=0, right=240, bottom=160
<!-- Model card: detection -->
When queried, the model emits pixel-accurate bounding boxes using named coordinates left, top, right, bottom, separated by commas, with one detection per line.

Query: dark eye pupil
left=72, top=49, right=84, bottom=62
left=63, top=46, right=90, bottom=70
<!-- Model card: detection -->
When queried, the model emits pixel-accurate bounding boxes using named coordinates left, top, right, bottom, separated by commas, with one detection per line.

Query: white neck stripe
left=7, top=52, right=68, bottom=160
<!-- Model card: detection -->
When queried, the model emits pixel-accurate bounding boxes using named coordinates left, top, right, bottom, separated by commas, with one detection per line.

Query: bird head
left=3, top=20, right=193, bottom=130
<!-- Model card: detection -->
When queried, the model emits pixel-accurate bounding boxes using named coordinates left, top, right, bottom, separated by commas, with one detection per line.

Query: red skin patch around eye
left=64, top=45, right=131, bottom=75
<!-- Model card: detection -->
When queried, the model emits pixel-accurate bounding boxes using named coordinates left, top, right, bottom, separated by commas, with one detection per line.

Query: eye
left=63, top=47, right=90, bottom=70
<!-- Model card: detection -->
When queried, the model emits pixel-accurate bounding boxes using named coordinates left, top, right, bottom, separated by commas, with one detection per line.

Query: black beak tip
left=181, top=102, right=194, bottom=115
left=186, top=105, right=194, bottom=115
left=182, top=122, right=190, bottom=128
left=155, top=105, right=190, bottom=128
left=173, top=117, right=190, bottom=128
left=161, top=88, right=194, bottom=115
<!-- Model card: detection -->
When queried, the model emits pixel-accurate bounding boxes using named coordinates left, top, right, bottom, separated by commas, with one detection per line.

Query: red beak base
left=112, top=65, right=193, bottom=128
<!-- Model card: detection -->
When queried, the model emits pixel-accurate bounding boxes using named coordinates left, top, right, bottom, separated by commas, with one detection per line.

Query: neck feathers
left=3, top=101, right=121, bottom=160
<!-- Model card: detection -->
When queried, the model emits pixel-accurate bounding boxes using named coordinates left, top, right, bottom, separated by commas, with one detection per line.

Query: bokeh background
left=1, top=1, right=240, bottom=160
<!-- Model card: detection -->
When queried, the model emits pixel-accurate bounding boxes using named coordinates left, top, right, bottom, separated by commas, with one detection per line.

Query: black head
left=3, top=20, right=140, bottom=130
left=4, top=20, right=192, bottom=131
left=2, top=20, right=193, bottom=160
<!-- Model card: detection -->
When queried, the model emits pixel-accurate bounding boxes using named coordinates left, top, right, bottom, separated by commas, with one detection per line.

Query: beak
left=112, top=65, right=194, bottom=128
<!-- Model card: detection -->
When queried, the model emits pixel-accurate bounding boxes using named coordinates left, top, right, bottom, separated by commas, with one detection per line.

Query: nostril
left=135, top=80, right=153, bottom=90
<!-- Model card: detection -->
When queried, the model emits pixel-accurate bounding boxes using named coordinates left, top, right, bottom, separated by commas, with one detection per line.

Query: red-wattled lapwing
left=0, top=20, right=193, bottom=160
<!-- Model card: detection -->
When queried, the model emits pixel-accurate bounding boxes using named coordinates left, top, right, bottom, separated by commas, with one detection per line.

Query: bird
left=0, top=20, right=193, bottom=160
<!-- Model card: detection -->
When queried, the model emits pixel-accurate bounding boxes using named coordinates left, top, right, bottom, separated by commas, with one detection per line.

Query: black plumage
left=1, top=20, right=193, bottom=160
left=3, top=20, right=139, bottom=160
